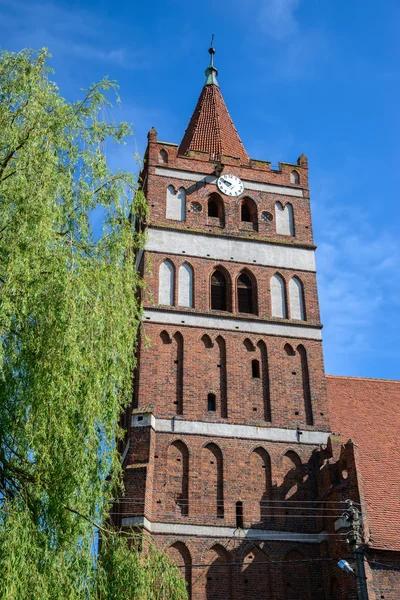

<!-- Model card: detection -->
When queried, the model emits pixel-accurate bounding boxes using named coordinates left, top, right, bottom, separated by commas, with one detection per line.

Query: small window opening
left=237, top=273, right=254, bottom=314
left=207, top=393, right=216, bottom=412
left=236, top=501, right=244, bottom=528
left=252, top=359, right=260, bottom=378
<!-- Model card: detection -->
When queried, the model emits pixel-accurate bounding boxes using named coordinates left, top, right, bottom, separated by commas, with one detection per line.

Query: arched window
left=211, top=270, right=228, bottom=311
left=240, top=198, right=258, bottom=230
left=289, top=277, right=305, bottom=320
left=236, top=501, right=244, bottom=528
left=237, top=272, right=255, bottom=314
left=290, top=170, right=300, bottom=184
left=252, top=359, right=260, bottom=378
left=208, top=199, right=219, bottom=217
left=159, top=260, right=174, bottom=305
left=207, top=393, right=216, bottom=412
left=275, top=202, right=294, bottom=236
left=207, top=194, right=225, bottom=226
left=178, top=263, right=193, bottom=308
left=159, top=149, right=168, bottom=164
left=241, top=203, right=251, bottom=222
left=166, top=185, right=186, bottom=221
left=270, top=274, right=287, bottom=318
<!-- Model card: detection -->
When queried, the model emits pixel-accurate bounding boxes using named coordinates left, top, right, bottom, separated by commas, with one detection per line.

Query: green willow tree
left=0, top=48, right=187, bottom=600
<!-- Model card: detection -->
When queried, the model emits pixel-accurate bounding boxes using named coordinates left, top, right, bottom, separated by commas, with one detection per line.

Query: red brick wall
left=135, top=323, right=329, bottom=430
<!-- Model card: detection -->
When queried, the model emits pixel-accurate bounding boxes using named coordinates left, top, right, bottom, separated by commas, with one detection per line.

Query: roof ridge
left=326, top=374, right=400, bottom=383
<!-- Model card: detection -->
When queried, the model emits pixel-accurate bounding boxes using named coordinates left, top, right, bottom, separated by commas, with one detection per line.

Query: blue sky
left=1, top=0, right=399, bottom=379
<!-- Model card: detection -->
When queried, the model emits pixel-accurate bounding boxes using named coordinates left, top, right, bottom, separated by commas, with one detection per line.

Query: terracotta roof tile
left=326, top=375, right=400, bottom=551
left=178, top=84, right=249, bottom=162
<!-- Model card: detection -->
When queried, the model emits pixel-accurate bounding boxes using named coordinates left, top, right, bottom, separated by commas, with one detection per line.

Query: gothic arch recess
left=173, top=332, right=184, bottom=416
left=203, top=544, right=232, bottom=600
left=166, top=185, right=186, bottom=221
left=297, top=344, right=313, bottom=425
left=159, top=260, right=175, bottom=306
left=283, top=343, right=313, bottom=425
left=201, top=443, right=224, bottom=519
left=168, top=542, right=192, bottom=598
left=289, top=276, right=305, bottom=321
left=275, top=201, right=294, bottom=236
left=167, top=440, right=189, bottom=516
left=244, top=338, right=271, bottom=421
left=249, top=447, right=272, bottom=524
left=270, top=273, right=287, bottom=318
left=241, top=547, right=270, bottom=599
left=216, top=335, right=228, bottom=418
left=178, top=262, right=194, bottom=308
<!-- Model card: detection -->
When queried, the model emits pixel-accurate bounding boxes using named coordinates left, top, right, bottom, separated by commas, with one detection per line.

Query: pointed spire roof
left=178, top=46, right=249, bottom=162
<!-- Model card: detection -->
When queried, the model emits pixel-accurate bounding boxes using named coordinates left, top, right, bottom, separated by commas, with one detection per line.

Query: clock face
left=217, top=174, right=244, bottom=197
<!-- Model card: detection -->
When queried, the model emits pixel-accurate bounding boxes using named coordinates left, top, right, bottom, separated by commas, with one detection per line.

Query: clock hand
left=220, top=178, right=232, bottom=187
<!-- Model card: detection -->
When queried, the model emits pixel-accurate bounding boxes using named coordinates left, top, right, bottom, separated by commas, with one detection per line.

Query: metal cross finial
left=208, top=34, right=216, bottom=66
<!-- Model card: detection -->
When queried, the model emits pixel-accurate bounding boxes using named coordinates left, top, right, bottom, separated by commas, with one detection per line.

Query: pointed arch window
left=237, top=273, right=255, bottom=314
left=211, top=270, right=227, bottom=311
left=208, top=199, right=219, bottom=217
left=241, top=203, right=251, bottom=222
left=207, top=194, right=225, bottom=226
left=290, top=170, right=300, bottom=184
left=166, top=185, right=186, bottom=221
left=240, top=197, right=257, bottom=221
left=275, top=202, right=294, bottom=236
left=159, top=149, right=168, bottom=164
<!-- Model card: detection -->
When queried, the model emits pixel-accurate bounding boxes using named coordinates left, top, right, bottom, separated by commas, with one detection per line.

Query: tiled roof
left=178, top=84, right=249, bottom=162
left=326, top=375, right=400, bottom=551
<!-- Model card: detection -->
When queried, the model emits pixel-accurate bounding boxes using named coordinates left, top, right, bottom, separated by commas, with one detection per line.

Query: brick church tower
left=117, top=47, right=335, bottom=599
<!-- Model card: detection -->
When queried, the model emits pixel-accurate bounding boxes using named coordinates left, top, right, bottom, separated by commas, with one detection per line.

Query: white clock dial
left=217, top=174, right=244, bottom=197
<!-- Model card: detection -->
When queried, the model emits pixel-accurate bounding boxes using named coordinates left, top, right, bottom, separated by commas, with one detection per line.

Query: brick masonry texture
left=178, top=84, right=249, bottom=161
left=115, top=79, right=400, bottom=599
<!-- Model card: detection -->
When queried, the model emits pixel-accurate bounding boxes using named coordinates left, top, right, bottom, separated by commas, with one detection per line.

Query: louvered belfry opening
left=238, top=273, right=254, bottom=314
left=211, top=270, right=227, bottom=311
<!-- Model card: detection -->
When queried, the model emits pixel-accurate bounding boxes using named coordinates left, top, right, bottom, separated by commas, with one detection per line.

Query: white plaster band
left=146, top=229, right=316, bottom=272
left=143, top=309, right=322, bottom=341
left=131, top=413, right=330, bottom=446
left=121, top=516, right=328, bottom=543
left=155, top=167, right=303, bottom=198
